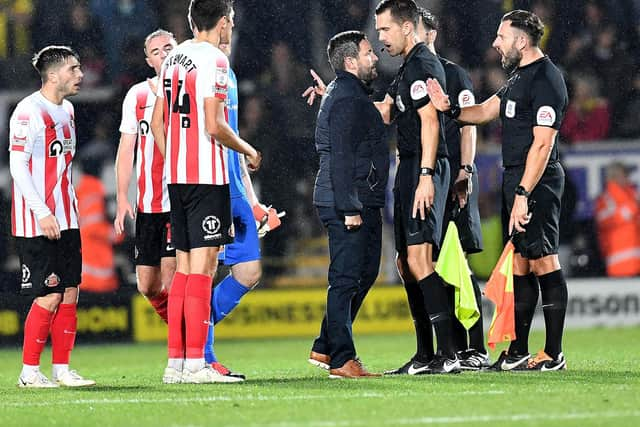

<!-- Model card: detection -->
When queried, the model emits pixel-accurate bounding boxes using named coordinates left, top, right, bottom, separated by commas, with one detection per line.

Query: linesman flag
left=484, top=241, right=516, bottom=349
left=435, top=222, right=480, bottom=329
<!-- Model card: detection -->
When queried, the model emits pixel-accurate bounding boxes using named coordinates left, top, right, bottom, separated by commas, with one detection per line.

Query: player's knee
left=137, top=282, right=159, bottom=298
left=406, top=254, right=429, bottom=279
left=235, top=266, right=262, bottom=288
left=530, top=256, right=560, bottom=276
left=36, top=292, right=63, bottom=311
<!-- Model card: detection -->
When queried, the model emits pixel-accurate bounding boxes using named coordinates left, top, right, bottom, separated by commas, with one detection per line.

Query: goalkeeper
left=203, top=42, right=283, bottom=381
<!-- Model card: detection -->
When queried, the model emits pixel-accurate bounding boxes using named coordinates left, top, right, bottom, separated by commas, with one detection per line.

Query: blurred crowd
left=1, top=0, right=640, bottom=288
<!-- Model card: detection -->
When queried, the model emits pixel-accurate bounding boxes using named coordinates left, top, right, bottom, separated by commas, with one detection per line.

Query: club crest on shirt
left=396, top=94, right=406, bottom=112
left=536, top=106, right=556, bottom=126
left=44, top=273, right=60, bottom=288
left=410, top=80, right=428, bottom=101
left=505, top=100, right=516, bottom=118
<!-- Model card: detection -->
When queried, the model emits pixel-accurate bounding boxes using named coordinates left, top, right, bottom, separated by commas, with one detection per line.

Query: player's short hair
left=144, top=29, right=175, bottom=56
left=417, top=7, right=438, bottom=31
left=502, top=10, right=545, bottom=46
left=32, top=46, right=79, bottom=81
left=375, top=0, right=419, bottom=27
left=327, top=31, right=366, bottom=72
left=188, top=0, right=233, bottom=33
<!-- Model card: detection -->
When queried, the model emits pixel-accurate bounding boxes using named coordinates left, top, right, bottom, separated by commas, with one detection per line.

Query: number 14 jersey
left=157, top=39, right=230, bottom=186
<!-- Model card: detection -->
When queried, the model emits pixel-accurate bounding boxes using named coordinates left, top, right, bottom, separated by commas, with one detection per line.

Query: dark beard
left=357, top=66, right=377, bottom=84
left=501, top=48, right=522, bottom=74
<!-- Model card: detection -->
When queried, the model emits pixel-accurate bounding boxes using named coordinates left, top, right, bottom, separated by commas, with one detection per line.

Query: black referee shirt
left=440, top=56, right=475, bottom=171
left=496, top=56, right=568, bottom=167
left=388, top=42, right=448, bottom=159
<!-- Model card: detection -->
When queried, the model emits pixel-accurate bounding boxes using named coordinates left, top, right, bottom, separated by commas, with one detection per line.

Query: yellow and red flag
left=484, top=241, right=516, bottom=350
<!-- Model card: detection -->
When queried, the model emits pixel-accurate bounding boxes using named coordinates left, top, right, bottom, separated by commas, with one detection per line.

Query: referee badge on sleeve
left=458, top=89, right=475, bottom=107
left=410, top=80, right=428, bottom=101
left=505, top=100, right=516, bottom=118
left=536, top=106, right=556, bottom=126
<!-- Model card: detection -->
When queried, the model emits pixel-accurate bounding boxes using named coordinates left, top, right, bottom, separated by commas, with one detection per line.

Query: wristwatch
left=420, top=167, right=435, bottom=176
left=515, top=185, right=531, bottom=198
left=460, top=164, right=473, bottom=174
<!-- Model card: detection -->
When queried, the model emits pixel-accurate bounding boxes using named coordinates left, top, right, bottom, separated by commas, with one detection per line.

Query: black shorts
left=15, top=229, right=82, bottom=297
left=135, top=212, right=176, bottom=266
left=168, top=184, right=233, bottom=251
left=394, top=156, right=450, bottom=254
left=440, top=167, right=483, bottom=255
left=502, top=162, right=564, bottom=259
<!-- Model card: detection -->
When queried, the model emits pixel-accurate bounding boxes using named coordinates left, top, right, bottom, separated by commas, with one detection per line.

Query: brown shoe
left=308, top=351, right=331, bottom=370
left=354, top=358, right=381, bottom=377
left=329, top=359, right=381, bottom=379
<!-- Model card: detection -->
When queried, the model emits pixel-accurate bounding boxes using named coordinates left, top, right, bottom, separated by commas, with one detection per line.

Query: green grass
left=0, top=328, right=639, bottom=427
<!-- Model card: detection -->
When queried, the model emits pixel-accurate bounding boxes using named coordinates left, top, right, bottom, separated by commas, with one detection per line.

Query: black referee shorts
left=15, top=229, right=82, bottom=297
left=394, top=156, right=450, bottom=254
left=502, top=162, right=564, bottom=259
left=440, top=167, right=483, bottom=255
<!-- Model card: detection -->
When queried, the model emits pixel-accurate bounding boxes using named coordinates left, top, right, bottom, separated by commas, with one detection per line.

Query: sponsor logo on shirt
left=48, top=139, right=74, bottom=157
left=410, top=80, right=428, bottom=101
left=202, top=215, right=222, bottom=240
left=21, top=264, right=32, bottom=289
left=536, top=106, right=556, bottom=126
left=505, top=100, right=516, bottom=118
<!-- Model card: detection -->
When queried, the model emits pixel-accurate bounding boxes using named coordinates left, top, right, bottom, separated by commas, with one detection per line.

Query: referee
left=416, top=8, right=488, bottom=371
left=427, top=10, right=569, bottom=371
left=375, top=0, right=459, bottom=375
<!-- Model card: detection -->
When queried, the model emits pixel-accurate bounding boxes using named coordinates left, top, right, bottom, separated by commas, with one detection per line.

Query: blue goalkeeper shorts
left=219, top=195, right=261, bottom=265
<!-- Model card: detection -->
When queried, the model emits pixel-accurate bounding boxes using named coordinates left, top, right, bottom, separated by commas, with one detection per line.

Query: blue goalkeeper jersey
left=226, top=68, right=246, bottom=199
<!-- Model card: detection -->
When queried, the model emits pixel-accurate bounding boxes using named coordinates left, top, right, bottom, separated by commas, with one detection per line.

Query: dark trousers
left=312, top=206, right=382, bottom=369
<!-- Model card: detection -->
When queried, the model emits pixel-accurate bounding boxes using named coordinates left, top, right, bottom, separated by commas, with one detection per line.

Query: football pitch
left=0, top=328, right=638, bottom=427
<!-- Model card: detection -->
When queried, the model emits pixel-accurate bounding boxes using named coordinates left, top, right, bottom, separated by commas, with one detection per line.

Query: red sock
left=149, top=289, right=169, bottom=323
left=184, top=274, right=213, bottom=359
left=22, top=302, right=54, bottom=366
left=168, top=272, right=188, bottom=359
left=51, top=303, right=77, bottom=364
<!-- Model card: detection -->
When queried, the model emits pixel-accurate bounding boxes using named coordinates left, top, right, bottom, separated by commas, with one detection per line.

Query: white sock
left=168, top=358, right=184, bottom=371
left=21, top=364, right=39, bottom=378
left=52, top=364, right=69, bottom=379
left=185, top=358, right=205, bottom=372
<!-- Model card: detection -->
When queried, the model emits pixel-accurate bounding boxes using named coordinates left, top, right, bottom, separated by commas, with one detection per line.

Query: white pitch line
left=2, top=390, right=504, bottom=408
left=221, top=411, right=640, bottom=427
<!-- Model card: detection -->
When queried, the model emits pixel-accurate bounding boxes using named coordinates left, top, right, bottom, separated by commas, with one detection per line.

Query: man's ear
left=517, top=33, right=528, bottom=50
left=430, top=29, right=438, bottom=45
left=403, top=21, right=411, bottom=36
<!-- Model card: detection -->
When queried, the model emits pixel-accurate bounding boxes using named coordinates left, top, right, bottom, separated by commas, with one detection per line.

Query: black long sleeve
left=328, top=98, right=367, bottom=215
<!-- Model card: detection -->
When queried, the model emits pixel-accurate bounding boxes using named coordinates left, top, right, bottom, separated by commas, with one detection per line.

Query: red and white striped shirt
left=8, top=91, right=79, bottom=238
left=119, top=78, right=170, bottom=213
left=157, top=39, right=229, bottom=185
